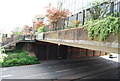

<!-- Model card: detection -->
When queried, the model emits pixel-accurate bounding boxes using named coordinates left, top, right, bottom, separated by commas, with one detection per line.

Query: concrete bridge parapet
left=37, top=27, right=119, bottom=54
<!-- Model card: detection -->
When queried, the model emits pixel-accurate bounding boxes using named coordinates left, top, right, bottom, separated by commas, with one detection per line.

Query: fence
left=44, top=0, right=120, bottom=32
left=1, top=34, right=35, bottom=47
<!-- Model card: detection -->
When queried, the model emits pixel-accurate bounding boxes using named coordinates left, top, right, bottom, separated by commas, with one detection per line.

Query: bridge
left=1, top=26, right=119, bottom=60
left=1, top=0, right=120, bottom=60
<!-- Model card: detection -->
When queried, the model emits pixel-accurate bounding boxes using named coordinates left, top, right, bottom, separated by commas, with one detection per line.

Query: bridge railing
left=1, top=34, right=36, bottom=47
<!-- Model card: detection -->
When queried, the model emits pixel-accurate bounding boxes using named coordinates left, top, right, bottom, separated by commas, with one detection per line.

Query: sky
left=0, top=0, right=57, bottom=34
left=0, top=0, right=102, bottom=34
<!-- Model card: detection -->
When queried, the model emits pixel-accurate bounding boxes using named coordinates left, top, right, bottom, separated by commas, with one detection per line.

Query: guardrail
left=1, top=34, right=36, bottom=48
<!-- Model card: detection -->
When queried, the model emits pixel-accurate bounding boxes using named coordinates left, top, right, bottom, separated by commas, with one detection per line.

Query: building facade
left=57, top=0, right=97, bottom=14
left=57, top=0, right=119, bottom=15
left=56, top=0, right=120, bottom=30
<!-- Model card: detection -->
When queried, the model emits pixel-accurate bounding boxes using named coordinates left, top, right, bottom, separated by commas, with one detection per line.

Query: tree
left=23, top=25, right=31, bottom=34
left=45, top=7, right=70, bottom=30
left=34, top=21, right=44, bottom=29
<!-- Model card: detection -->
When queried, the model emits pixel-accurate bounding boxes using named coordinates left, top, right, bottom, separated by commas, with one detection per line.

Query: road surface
left=1, top=57, right=120, bottom=81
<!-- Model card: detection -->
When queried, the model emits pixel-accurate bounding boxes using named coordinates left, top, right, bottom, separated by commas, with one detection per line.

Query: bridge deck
left=37, top=39, right=119, bottom=54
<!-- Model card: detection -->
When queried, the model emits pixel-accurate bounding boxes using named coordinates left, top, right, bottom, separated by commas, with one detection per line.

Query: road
left=1, top=57, right=120, bottom=81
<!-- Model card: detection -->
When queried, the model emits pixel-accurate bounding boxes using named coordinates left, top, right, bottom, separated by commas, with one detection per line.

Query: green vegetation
left=2, top=50, right=39, bottom=67
left=85, top=0, right=120, bottom=41
left=88, top=0, right=110, bottom=20
left=14, top=31, right=22, bottom=35
left=37, top=26, right=45, bottom=33
left=85, top=16, right=120, bottom=41
left=64, top=26, right=72, bottom=29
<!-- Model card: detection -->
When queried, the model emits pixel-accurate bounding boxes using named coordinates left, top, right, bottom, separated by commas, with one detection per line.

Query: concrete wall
left=44, top=28, right=119, bottom=42
left=42, top=27, right=119, bottom=54
left=16, top=42, right=36, bottom=56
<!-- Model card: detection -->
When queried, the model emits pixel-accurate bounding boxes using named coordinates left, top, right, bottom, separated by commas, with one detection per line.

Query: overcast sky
left=0, top=0, right=57, bottom=33
left=0, top=0, right=102, bottom=34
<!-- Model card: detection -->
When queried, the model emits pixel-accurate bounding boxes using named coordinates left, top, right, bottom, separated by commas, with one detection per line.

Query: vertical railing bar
left=82, top=10, right=85, bottom=26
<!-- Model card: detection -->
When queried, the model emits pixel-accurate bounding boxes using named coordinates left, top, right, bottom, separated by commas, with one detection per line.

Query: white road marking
left=48, top=67, right=52, bottom=68
left=3, top=75, right=13, bottom=77
left=56, top=69, right=70, bottom=73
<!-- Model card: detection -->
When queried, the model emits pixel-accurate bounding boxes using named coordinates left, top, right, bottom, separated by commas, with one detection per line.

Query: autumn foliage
left=34, top=21, right=44, bottom=29
left=46, top=7, right=70, bottom=28
left=23, top=25, right=29, bottom=30
left=23, top=25, right=33, bottom=34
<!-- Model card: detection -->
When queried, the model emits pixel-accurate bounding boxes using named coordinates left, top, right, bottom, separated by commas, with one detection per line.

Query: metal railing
left=1, top=34, right=36, bottom=49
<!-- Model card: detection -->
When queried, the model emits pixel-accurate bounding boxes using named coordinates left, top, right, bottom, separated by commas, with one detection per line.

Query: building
left=57, top=0, right=119, bottom=15
left=57, top=0, right=94, bottom=14
left=56, top=0, right=120, bottom=28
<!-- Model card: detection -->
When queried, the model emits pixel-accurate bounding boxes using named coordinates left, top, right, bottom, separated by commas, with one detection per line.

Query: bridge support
left=35, top=41, right=108, bottom=60
left=15, top=41, right=108, bottom=60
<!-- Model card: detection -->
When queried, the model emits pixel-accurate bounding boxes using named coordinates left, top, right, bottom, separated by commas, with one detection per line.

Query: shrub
left=85, top=16, right=120, bottom=41
left=2, top=50, right=39, bottom=67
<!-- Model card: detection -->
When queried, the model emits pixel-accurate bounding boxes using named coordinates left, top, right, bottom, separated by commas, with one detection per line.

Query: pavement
left=0, top=56, right=120, bottom=81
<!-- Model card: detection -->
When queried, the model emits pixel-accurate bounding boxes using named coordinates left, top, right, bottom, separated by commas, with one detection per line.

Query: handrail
left=0, top=40, right=21, bottom=49
left=0, top=34, right=36, bottom=49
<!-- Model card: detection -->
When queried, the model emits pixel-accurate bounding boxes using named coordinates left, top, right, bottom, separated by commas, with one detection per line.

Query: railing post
left=67, top=17, right=69, bottom=27
left=63, top=19, right=65, bottom=29
left=110, top=2, right=114, bottom=14
left=23, top=35, right=25, bottom=40
left=82, top=10, right=85, bottom=25
left=118, top=1, right=120, bottom=12
left=76, top=13, right=78, bottom=20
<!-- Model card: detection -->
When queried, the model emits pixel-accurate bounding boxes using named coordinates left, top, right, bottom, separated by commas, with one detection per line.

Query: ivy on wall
left=85, top=16, right=120, bottom=41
